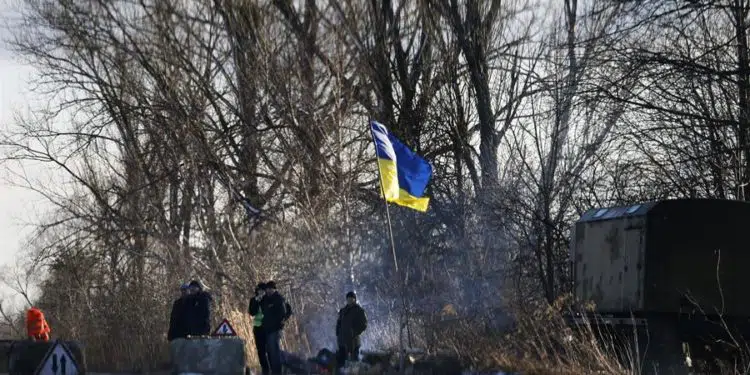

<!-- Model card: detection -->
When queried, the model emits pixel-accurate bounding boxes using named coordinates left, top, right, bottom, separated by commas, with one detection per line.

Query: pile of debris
left=279, top=348, right=469, bottom=375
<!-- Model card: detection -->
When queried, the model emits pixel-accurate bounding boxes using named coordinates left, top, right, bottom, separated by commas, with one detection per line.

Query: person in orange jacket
left=26, top=307, right=51, bottom=341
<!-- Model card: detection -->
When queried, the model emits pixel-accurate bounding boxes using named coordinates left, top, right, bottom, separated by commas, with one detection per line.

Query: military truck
left=567, top=198, right=750, bottom=374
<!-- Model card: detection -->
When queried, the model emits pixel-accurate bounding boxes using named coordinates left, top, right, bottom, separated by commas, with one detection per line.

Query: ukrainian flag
left=370, top=121, right=433, bottom=212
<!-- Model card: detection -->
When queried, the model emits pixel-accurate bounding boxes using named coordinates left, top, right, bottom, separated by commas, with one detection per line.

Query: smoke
left=279, top=197, right=517, bottom=354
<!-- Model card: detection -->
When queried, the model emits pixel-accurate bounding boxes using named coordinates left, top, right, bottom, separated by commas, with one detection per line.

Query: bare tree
left=7, top=0, right=743, bottom=371
left=604, top=0, right=750, bottom=200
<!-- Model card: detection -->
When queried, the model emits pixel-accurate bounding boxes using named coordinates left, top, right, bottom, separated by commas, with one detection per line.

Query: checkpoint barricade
left=169, top=338, right=245, bottom=375
left=0, top=340, right=13, bottom=373
left=169, top=317, right=246, bottom=375
left=1, top=339, right=85, bottom=375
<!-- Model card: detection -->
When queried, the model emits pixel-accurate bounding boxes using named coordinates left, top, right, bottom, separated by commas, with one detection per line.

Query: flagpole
left=368, top=120, right=407, bottom=373
left=369, top=122, right=400, bottom=272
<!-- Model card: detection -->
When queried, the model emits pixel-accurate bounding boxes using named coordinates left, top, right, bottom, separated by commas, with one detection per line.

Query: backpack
left=283, top=302, right=293, bottom=321
left=278, top=301, right=293, bottom=329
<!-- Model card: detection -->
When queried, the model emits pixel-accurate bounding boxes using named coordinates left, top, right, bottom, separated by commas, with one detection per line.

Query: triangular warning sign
left=34, top=339, right=80, bottom=375
left=212, top=318, right=237, bottom=336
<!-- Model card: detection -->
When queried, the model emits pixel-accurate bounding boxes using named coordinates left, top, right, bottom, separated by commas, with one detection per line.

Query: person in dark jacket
left=249, top=282, right=270, bottom=375
left=185, top=279, right=213, bottom=336
left=336, top=291, right=367, bottom=368
left=260, top=281, right=288, bottom=375
left=167, top=283, right=191, bottom=341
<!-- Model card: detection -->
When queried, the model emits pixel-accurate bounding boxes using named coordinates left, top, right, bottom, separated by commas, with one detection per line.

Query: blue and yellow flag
left=370, top=121, right=433, bottom=212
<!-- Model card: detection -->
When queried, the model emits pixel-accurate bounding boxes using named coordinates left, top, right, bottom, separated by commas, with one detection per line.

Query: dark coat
left=249, top=295, right=262, bottom=316
left=260, top=291, right=288, bottom=333
left=167, top=296, right=188, bottom=341
left=185, top=291, right=213, bottom=336
left=336, top=303, right=367, bottom=347
left=248, top=295, right=264, bottom=333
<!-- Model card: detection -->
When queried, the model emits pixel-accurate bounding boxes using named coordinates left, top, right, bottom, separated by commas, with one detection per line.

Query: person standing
left=335, top=291, right=367, bottom=369
left=260, top=281, right=288, bottom=375
left=249, top=282, right=270, bottom=375
left=186, top=279, right=213, bottom=336
left=168, top=283, right=191, bottom=341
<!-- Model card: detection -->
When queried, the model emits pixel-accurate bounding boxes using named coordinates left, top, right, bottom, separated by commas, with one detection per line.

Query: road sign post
left=211, top=318, right=237, bottom=337
left=34, top=340, right=79, bottom=375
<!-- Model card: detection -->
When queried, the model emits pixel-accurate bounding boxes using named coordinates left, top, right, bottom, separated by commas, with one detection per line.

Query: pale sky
left=0, top=0, right=50, bottom=306
left=0, top=57, right=41, bottom=252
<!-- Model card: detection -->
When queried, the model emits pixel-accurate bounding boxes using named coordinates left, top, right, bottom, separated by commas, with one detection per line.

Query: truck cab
left=568, top=198, right=750, bottom=374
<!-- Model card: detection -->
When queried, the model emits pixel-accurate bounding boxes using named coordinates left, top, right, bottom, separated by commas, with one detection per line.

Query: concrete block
left=169, top=338, right=246, bottom=375
left=0, top=340, right=86, bottom=375
left=0, top=340, right=14, bottom=373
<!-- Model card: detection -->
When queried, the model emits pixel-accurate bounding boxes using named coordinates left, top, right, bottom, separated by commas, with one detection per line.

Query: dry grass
left=13, top=293, right=750, bottom=374
left=427, top=296, right=636, bottom=375
left=221, top=307, right=313, bottom=368
left=5, top=297, right=634, bottom=374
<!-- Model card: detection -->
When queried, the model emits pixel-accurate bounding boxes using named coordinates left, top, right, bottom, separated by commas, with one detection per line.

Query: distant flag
left=238, top=195, right=268, bottom=231
left=240, top=196, right=261, bottom=218
left=209, top=164, right=270, bottom=232
left=369, top=121, right=433, bottom=212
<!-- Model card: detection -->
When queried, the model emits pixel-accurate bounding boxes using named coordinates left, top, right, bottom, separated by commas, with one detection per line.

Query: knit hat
left=255, top=282, right=267, bottom=293
left=346, top=291, right=357, bottom=299
left=188, top=280, right=204, bottom=290
left=265, top=281, right=277, bottom=289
